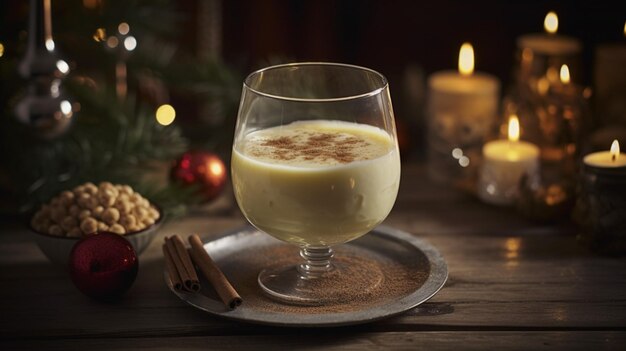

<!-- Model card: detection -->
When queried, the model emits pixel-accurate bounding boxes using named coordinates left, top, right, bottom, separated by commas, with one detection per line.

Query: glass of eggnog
left=231, top=63, right=401, bottom=304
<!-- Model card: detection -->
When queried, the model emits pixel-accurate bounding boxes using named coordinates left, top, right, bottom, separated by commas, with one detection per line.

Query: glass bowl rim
left=243, top=62, right=389, bottom=103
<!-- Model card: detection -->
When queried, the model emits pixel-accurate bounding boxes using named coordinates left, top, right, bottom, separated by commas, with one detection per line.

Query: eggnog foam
left=232, top=120, right=400, bottom=246
left=240, top=120, right=394, bottom=167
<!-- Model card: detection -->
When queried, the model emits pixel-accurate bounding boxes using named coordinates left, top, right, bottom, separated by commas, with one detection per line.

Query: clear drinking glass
left=231, top=63, right=401, bottom=304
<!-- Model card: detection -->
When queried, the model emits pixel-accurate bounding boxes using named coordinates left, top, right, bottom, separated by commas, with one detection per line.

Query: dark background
left=1, top=0, right=625, bottom=141
left=217, top=0, right=625, bottom=155
left=2, top=0, right=625, bottom=109
left=218, top=0, right=624, bottom=87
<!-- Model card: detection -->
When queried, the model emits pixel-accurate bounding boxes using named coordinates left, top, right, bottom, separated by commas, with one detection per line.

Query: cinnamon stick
left=162, top=244, right=183, bottom=291
left=188, top=234, right=242, bottom=309
left=165, top=237, right=200, bottom=292
left=171, top=235, right=200, bottom=291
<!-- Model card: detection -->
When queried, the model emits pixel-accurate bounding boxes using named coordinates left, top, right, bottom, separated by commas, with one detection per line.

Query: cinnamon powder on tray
left=215, top=244, right=429, bottom=314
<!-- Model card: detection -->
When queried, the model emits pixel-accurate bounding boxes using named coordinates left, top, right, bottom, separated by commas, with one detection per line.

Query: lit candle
left=584, top=140, right=626, bottom=168
left=428, top=43, right=500, bottom=95
left=427, top=43, right=501, bottom=184
left=517, top=11, right=582, bottom=56
left=578, top=139, right=626, bottom=254
left=478, top=115, right=540, bottom=205
left=552, top=63, right=579, bottom=98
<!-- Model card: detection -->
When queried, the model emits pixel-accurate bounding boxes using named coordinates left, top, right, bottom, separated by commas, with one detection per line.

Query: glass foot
left=258, top=246, right=385, bottom=305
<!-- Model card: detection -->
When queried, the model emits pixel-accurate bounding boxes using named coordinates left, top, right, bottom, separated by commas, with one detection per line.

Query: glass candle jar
left=575, top=149, right=626, bottom=255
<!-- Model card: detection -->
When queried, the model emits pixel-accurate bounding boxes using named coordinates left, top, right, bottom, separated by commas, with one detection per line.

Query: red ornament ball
left=69, top=232, right=138, bottom=300
left=171, top=150, right=227, bottom=202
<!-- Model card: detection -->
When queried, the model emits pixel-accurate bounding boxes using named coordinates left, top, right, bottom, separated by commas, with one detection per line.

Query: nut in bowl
left=30, top=182, right=163, bottom=265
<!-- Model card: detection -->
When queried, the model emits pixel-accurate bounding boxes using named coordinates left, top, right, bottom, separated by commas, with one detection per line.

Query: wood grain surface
left=1, top=165, right=625, bottom=349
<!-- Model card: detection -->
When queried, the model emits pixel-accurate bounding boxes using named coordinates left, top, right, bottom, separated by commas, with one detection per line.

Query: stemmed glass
left=231, top=63, right=400, bottom=305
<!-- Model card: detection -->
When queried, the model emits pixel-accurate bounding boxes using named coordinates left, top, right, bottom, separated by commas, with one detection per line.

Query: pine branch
left=0, top=0, right=237, bottom=217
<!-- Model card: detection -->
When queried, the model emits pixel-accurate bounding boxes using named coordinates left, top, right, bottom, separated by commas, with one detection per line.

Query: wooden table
left=2, top=165, right=625, bottom=350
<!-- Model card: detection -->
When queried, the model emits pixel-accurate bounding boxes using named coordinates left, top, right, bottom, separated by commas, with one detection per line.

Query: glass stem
left=298, top=246, right=334, bottom=279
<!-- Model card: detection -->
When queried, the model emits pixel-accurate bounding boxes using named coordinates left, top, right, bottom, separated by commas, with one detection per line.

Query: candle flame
left=544, top=11, right=558, bottom=34
left=458, top=42, right=474, bottom=76
left=611, top=139, right=620, bottom=162
left=508, top=115, right=520, bottom=142
left=560, top=64, right=570, bottom=84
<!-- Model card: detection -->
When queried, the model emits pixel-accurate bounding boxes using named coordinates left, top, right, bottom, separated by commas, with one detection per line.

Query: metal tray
left=164, top=225, right=448, bottom=327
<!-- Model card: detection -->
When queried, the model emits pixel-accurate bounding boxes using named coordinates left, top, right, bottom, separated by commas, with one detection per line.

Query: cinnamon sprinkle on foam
left=240, top=121, right=393, bottom=167
left=250, top=130, right=383, bottom=164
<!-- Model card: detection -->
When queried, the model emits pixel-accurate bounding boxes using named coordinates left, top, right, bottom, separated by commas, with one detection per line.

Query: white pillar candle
left=427, top=43, right=500, bottom=183
left=478, top=115, right=540, bottom=205
left=517, top=11, right=582, bottom=56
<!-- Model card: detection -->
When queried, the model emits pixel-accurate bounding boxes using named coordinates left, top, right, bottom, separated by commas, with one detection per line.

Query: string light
left=118, top=22, right=130, bottom=35
left=123, top=36, right=137, bottom=51
left=459, top=156, right=470, bottom=167
left=50, top=80, right=60, bottom=97
left=100, top=23, right=137, bottom=52
left=452, top=148, right=463, bottom=159
left=56, top=60, right=69, bottom=74
left=0, top=43, right=4, bottom=57
left=106, top=36, right=119, bottom=48
left=93, top=28, right=106, bottom=42
left=60, top=100, right=73, bottom=116
left=156, top=104, right=176, bottom=126
left=45, top=39, right=55, bottom=51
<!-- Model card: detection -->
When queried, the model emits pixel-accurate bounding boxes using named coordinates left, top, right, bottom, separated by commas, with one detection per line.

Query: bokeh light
left=156, top=104, right=176, bottom=126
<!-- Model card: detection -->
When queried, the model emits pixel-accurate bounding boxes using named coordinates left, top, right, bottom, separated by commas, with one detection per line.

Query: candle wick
left=613, top=154, right=616, bottom=162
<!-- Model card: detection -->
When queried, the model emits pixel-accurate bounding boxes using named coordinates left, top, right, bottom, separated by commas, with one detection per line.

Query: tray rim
left=164, top=224, right=448, bottom=327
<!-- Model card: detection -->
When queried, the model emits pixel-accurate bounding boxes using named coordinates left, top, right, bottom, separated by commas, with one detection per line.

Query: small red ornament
left=170, top=150, right=227, bottom=202
left=69, top=232, right=138, bottom=300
